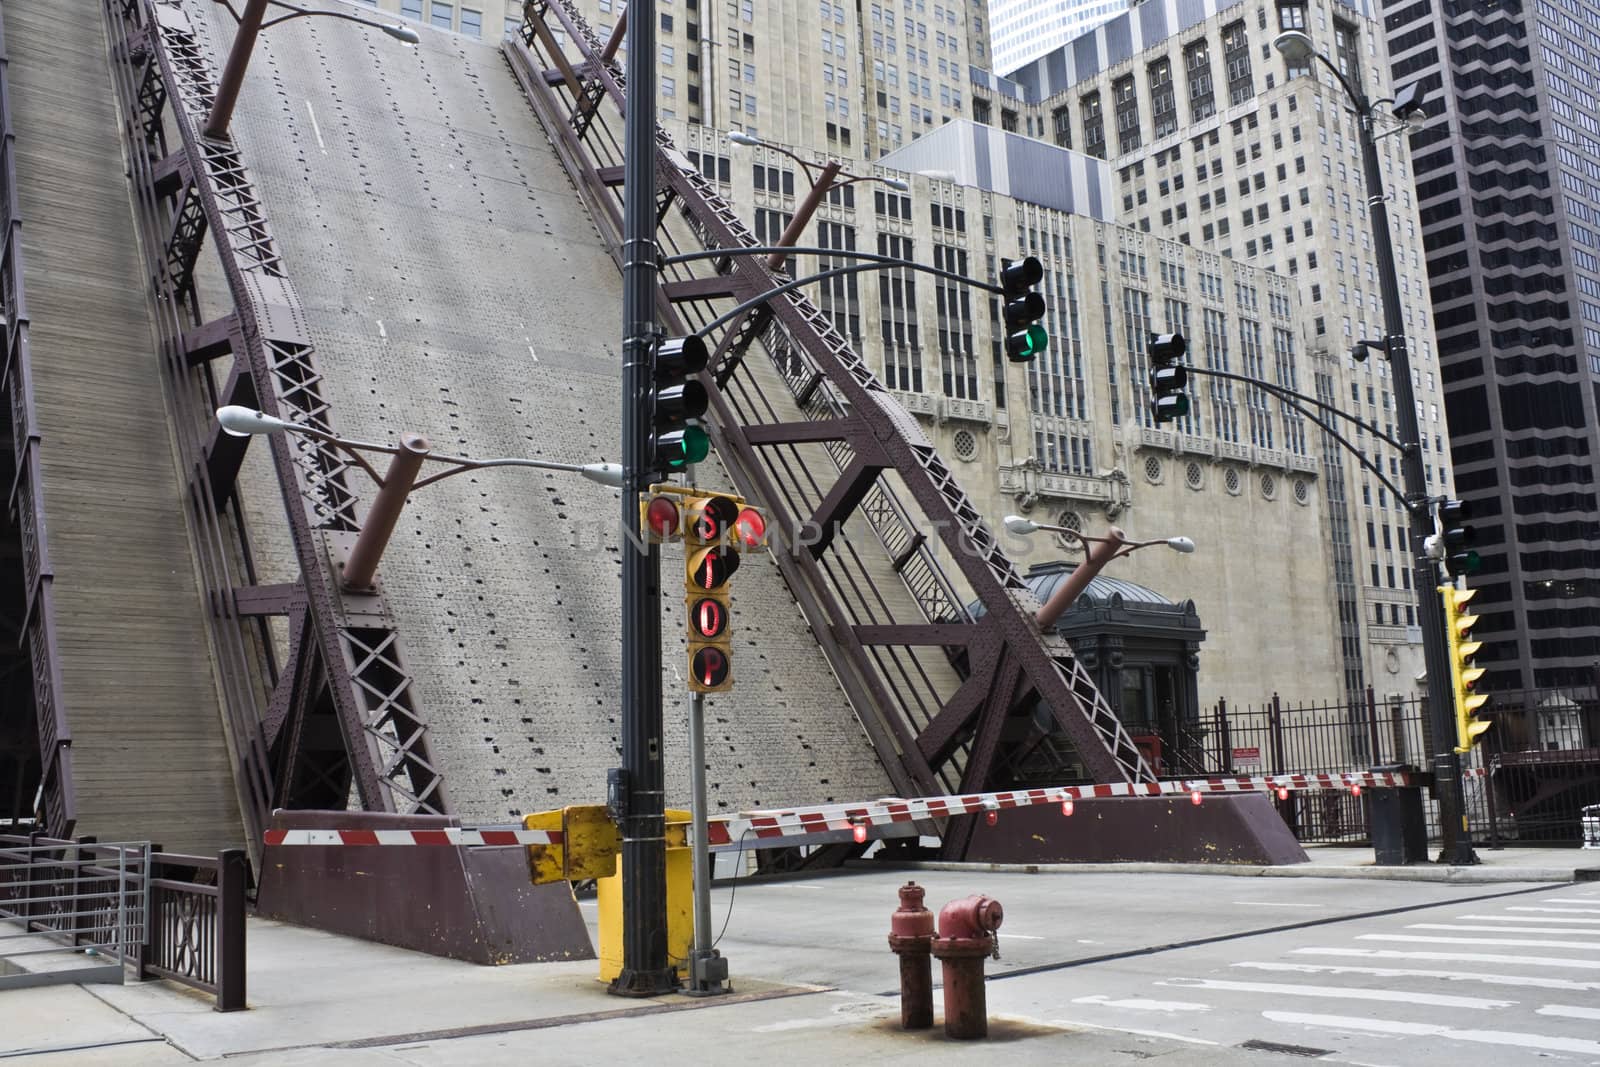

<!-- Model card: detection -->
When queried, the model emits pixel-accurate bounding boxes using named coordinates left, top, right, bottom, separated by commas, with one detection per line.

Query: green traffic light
left=664, top=425, right=711, bottom=468
left=1006, top=324, right=1049, bottom=362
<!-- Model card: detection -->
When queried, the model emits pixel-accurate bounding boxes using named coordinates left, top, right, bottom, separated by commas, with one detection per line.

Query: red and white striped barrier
left=706, top=770, right=1416, bottom=847
left=262, top=770, right=1417, bottom=851
left=263, top=827, right=563, bottom=847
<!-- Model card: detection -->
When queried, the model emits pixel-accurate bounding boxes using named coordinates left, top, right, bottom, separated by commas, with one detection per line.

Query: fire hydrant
left=931, top=893, right=1004, bottom=1039
left=887, top=882, right=935, bottom=1029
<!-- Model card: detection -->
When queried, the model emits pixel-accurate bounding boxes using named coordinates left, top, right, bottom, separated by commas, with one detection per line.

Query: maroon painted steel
left=962, top=794, right=1311, bottom=865
left=0, top=7, right=74, bottom=838
left=931, top=893, right=1003, bottom=1040
left=887, top=881, right=934, bottom=1030
left=102, top=0, right=448, bottom=848
left=255, top=810, right=594, bottom=965
left=504, top=0, right=1153, bottom=813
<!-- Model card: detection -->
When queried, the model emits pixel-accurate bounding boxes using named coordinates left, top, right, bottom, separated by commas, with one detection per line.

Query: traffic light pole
left=1356, top=92, right=1477, bottom=866
left=613, top=0, right=677, bottom=995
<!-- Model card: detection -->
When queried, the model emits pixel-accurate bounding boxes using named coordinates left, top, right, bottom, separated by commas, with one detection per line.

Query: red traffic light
left=688, top=597, right=728, bottom=639
left=734, top=506, right=767, bottom=548
left=688, top=546, right=740, bottom=589
left=687, top=495, right=740, bottom=543
left=645, top=496, right=681, bottom=541
left=691, top=646, right=730, bottom=688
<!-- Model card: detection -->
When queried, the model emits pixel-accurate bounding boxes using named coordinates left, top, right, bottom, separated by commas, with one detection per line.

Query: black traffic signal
left=1147, top=332, right=1190, bottom=423
left=1000, top=256, right=1048, bottom=361
left=650, top=336, right=711, bottom=475
left=1438, top=499, right=1480, bottom=577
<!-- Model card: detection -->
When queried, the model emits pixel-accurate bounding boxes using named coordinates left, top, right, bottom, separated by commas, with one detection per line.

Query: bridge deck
left=7, top=0, right=241, bottom=853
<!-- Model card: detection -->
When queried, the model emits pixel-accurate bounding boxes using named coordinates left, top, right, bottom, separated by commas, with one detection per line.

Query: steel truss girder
left=505, top=1, right=1155, bottom=807
left=103, top=0, right=449, bottom=846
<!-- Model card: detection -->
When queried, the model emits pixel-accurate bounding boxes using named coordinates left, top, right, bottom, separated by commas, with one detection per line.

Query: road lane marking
left=1508, top=905, right=1600, bottom=914
left=305, top=99, right=327, bottom=152
left=1162, top=977, right=1511, bottom=1009
left=1360, top=933, right=1600, bottom=950
left=1295, top=946, right=1600, bottom=970
left=1072, top=994, right=1210, bottom=1012
left=1235, top=960, right=1600, bottom=991
left=1461, top=914, right=1600, bottom=924
left=1408, top=923, right=1600, bottom=936
left=1262, top=1011, right=1600, bottom=1056
left=1537, top=1004, right=1600, bottom=1020
left=1045, top=1019, right=1218, bottom=1045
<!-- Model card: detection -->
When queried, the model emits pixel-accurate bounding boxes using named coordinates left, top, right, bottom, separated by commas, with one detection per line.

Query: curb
left=852, top=858, right=1600, bottom=884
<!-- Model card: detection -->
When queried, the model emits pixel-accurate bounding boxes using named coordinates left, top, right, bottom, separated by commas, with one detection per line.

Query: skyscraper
left=987, top=0, right=1130, bottom=77
left=1384, top=0, right=1600, bottom=692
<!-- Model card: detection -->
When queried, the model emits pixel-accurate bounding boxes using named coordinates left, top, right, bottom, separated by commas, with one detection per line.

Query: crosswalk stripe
left=1234, top=960, right=1600, bottom=992
left=1159, top=977, right=1510, bottom=1009
left=1507, top=906, right=1600, bottom=914
left=1459, top=914, right=1600, bottom=925
left=1294, top=947, right=1600, bottom=971
left=1538, top=1004, right=1600, bottom=1020
left=1262, top=1011, right=1600, bottom=1056
left=1542, top=898, right=1600, bottom=905
left=1408, top=923, right=1600, bottom=936
left=1361, top=934, right=1600, bottom=951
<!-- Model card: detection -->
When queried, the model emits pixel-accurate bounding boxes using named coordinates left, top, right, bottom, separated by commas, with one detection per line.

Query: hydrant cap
left=898, top=882, right=926, bottom=908
left=936, top=893, right=1005, bottom=941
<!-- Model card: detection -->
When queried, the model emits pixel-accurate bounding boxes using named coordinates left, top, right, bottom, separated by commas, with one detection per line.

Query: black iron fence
left=0, top=835, right=246, bottom=1009
left=1170, top=683, right=1600, bottom=846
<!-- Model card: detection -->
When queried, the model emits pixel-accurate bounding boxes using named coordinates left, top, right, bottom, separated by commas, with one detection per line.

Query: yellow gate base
left=596, top=809, right=693, bottom=984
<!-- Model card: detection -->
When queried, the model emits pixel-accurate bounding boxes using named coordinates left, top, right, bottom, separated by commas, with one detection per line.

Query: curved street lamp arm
left=693, top=258, right=1001, bottom=338
left=1312, top=49, right=1366, bottom=113
left=1182, top=363, right=1407, bottom=451
left=215, top=0, right=403, bottom=33
left=1252, top=379, right=1410, bottom=503
left=409, top=454, right=601, bottom=491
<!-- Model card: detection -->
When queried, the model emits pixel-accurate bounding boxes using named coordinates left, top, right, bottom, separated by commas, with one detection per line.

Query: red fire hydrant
left=887, top=881, right=935, bottom=1029
left=931, top=893, right=1004, bottom=1039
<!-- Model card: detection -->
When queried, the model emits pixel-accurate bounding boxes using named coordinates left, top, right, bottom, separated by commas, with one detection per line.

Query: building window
left=1052, top=104, right=1072, bottom=148
left=1081, top=91, right=1106, bottom=159
left=430, top=1, right=452, bottom=29
left=460, top=7, right=481, bottom=36
left=1114, top=75, right=1140, bottom=154
left=1149, top=58, right=1177, bottom=140
left=1184, top=38, right=1214, bottom=122
left=1333, top=18, right=1361, bottom=85
left=1222, top=20, right=1252, bottom=105
left=401, top=0, right=423, bottom=20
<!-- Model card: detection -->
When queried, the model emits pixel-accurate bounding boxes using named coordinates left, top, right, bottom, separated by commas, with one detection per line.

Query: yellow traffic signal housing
left=685, top=545, right=735, bottom=692
left=1440, top=585, right=1490, bottom=752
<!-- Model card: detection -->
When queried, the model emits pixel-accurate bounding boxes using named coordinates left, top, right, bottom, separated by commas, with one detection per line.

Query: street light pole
left=614, top=0, right=678, bottom=996
left=1273, top=31, right=1474, bottom=864
left=203, top=0, right=420, bottom=141
left=1002, top=516, right=1195, bottom=628
left=215, top=405, right=622, bottom=591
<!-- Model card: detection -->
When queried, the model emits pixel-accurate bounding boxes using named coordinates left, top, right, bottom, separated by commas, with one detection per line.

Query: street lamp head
left=580, top=462, right=626, bottom=488
left=881, top=176, right=911, bottom=192
left=1272, top=29, right=1315, bottom=65
left=216, top=405, right=293, bottom=437
left=1003, top=514, right=1040, bottom=536
left=1166, top=536, right=1197, bottom=554
left=382, top=23, right=423, bottom=46
left=728, top=130, right=763, bottom=148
